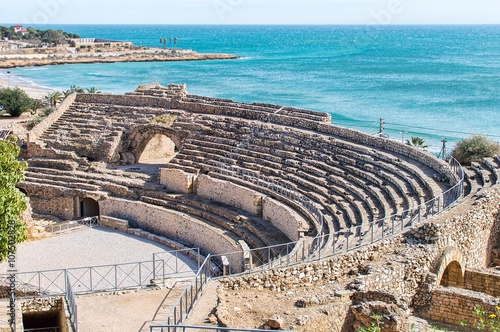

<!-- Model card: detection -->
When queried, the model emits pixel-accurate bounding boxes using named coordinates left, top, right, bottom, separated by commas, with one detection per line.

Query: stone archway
left=129, top=125, right=185, bottom=164
left=80, top=197, right=100, bottom=218
left=137, top=134, right=177, bottom=164
left=436, top=246, right=465, bottom=288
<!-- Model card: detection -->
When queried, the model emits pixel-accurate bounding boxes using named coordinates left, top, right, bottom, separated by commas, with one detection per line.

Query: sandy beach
left=0, top=77, right=56, bottom=129
left=0, top=77, right=55, bottom=99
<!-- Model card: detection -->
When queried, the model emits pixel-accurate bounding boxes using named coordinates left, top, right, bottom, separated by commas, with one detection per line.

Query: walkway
left=0, top=226, right=197, bottom=275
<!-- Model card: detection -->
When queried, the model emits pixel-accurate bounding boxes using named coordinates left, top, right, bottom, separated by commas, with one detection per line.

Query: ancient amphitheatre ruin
left=3, top=82, right=500, bottom=331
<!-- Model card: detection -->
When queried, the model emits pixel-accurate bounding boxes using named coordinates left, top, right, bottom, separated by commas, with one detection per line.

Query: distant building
left=68, top=38, right=132, bottom=48
left=11, top=24, right=22, bottom=32
left=11, top=24, right=29, bottom=35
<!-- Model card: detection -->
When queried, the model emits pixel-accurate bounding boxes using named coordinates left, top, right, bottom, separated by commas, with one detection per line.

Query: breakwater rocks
left=0, top=51, right=239, bottom=69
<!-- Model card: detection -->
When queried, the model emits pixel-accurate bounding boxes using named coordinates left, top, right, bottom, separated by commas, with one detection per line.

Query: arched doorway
left=440, top=261, right=464, bottom=288
left=137, top=134, right=177, bottom=164
left=80, top=198, right=99, bottom=218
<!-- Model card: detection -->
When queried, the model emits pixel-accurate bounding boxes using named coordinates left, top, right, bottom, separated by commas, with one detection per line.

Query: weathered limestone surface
left=100, top=197, right=244, bottom=267
left=29, top=196, right=75, bottom=221
left=27, top=93, right=77, bottom=145
left=196, top=174, right=264, bottom=216
left=422, top=286, right=499, bottom=326
left=159, top=168, right=195, bottom=194
left=262, top=197, right=306, bottom=242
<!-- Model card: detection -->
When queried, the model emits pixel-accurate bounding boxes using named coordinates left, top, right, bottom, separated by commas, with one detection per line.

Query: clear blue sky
left=2, top=0, right=499, bottom=25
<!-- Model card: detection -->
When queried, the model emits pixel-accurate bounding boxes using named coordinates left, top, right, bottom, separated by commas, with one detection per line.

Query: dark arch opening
left=440, top=261, right=464, bottom=288
left=80, top=197, right=99, bottom=218
left=137, top=134, right=177, bottom=164
left=18, top=188, right=28, bottom=196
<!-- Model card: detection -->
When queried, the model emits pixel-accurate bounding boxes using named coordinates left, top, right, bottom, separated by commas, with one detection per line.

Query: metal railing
left=156, top=157, right=464, bottom=329
left=45, top=216, right=99, bottom=235
left=150, top=325, right=293, bottom=332
left=160, top=256, right=212, bottom=330
left=0, top=123, right=12, bottom=141
left=153, top=248, right=201, bottom=277
left=0, top=248, right=199, bottom=298
left=24, top=327, right=60, bottom=332
left=210, top=157, right=464, bottom=271
left=65, top=274, right=77, bottom=332
left=214, top=163, right=324, bottom=231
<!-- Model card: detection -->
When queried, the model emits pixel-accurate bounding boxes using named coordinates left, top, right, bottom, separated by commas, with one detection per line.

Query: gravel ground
left=0, top=226, right=198, bottom=274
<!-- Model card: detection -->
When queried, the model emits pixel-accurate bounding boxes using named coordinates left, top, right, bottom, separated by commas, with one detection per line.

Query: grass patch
left=151, top=113, right=178, bottom=127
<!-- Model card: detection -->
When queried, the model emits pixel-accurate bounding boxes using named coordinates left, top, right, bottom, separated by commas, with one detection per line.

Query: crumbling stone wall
left=27, top=93, right=77, bottom=145
left=159, top=168, right=196, bottom=194
left=262, top=197, right=306, bottom=242
left=464, top=269, right=500, bottom=297
left=422, top=287, right=499, bottom=327
left=100, top=197, right=244, bottom=268
left=196, top=174, right=264, bottom=216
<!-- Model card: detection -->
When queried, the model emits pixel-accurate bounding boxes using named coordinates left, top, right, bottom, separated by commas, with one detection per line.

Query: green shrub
left=451, top=134, right=500, bottom=165
left=460, top=305, right=500, bottom=331
left=26, top=117, right=42, bottom=130
left=41, top=107, right=55, bottom=117
left=0, top=137, right=28, bottom=261
left=0, top=88, right=34, bottom=117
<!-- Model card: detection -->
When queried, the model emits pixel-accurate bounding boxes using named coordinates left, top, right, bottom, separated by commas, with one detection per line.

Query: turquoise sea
left=2, top=25, right=500, bottom=152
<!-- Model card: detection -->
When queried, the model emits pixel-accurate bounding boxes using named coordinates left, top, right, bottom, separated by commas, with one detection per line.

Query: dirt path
left=183, top=280, right=219, bottom=327
left=76, top=280, right=189, bottom=332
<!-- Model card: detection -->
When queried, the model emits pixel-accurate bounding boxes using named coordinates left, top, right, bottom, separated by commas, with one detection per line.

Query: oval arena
left=12, top=83, right=500, bottom=331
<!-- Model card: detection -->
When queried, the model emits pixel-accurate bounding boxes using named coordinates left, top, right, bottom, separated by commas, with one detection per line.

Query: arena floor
left=1, top=226, right=198, bottom=274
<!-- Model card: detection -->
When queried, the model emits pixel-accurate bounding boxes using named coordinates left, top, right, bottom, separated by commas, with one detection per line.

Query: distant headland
left=0, top=24, right=239, bottom=69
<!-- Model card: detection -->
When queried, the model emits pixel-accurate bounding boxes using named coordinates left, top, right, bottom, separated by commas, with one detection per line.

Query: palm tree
left=169, top=38, right=172, bottom=47
left=405, top=136, right=428, bottom=150
left=174, top=37, right=178, bottom=48
left=86, top=87, right=100, bottom=94
left=45, top=92, right=63, bottom=108
left=31, top=99, right=43, bottom=115
left=160, top=38, right=163, bottom=47
left=64, top=85, right=84, bottom=98
left=164, top=38, right=167, bottom=48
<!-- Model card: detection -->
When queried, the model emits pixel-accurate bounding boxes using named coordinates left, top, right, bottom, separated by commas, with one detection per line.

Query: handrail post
left=371, top=223, right=374, bottom=244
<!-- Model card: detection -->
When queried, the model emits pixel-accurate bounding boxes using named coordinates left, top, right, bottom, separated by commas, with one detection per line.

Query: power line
left=383, top=121, right=500, bottom=139
left=331, top=117, right=500, bottom=139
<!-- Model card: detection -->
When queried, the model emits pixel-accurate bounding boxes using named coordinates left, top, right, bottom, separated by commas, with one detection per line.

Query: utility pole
left=441, top=139, right=447, bottom=160
left=400, top=130, right=408, bottom=144
left=379, top=118, right=385, bottom=137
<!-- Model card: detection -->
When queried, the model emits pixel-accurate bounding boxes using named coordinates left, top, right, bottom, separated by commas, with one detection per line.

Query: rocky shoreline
left=0, top=51, right=240, bottom=69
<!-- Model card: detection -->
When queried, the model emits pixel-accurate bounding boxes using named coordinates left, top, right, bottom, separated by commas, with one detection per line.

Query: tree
left=164, top=38, right=167, bottom=48
left=45, top=91, right=63, bottom=108
left=64, top=85, right=84, bottom=97
left=452, top=134, right=500, bottom=165
left=170, top=38, right=172, bottom=47
left=31, top=99, right=44, bottom=115
left=0, top=88, right=34, bottom=117
left=405, top=136, right=428, bottom=150
left=0, top=137, right=28, bottom=262
left=86, top=87, right=100, bottom=94
left=174, top=37, right=178, bottom=48
left=160, top=38, right=163, bottom=47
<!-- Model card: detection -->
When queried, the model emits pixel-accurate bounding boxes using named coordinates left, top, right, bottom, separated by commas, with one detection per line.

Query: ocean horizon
left=3, top=24, right=499, bottom=152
